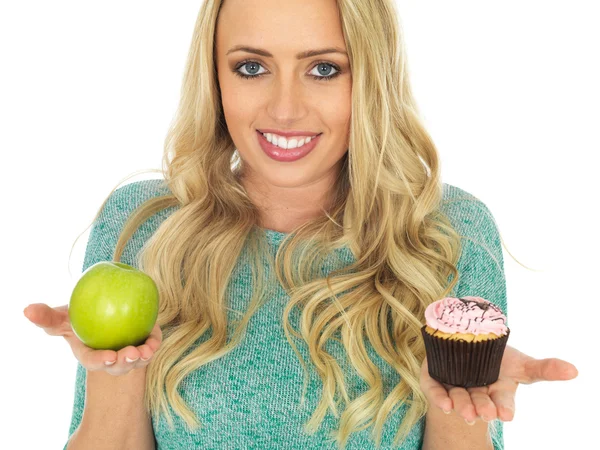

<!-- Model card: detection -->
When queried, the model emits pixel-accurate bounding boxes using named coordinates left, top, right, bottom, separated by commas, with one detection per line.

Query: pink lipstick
left=256, top=130, right=321, bottom=163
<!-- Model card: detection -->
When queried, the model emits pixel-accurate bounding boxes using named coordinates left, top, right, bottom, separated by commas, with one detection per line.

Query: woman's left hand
left=420, top=344, right=578, bottom=424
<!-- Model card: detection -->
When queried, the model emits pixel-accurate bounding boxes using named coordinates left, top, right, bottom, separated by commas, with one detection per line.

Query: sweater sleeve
left=63, top=183, right=141, bottom=450
left=452, top=198, right=508, bottom=450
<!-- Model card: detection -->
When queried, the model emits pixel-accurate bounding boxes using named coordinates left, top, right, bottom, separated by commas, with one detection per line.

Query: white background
left=2, top=1, right=597, bottom=448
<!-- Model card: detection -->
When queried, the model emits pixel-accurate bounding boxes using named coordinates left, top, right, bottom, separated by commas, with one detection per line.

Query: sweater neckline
left=263, top=227, right=289, bottom=245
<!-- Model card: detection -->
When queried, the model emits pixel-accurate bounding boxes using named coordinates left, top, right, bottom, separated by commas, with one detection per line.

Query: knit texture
left=64, top=179, right=507, bottom=449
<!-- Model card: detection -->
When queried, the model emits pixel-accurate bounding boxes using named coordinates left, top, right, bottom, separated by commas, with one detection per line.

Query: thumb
left=24, top=303, right=69, bottom=335
left=522, top=357, right=579, bottom=384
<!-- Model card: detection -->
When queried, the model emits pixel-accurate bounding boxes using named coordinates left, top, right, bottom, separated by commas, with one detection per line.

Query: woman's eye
left=237, top=61, right=267, bottom=77
left=309, top=63, right=339, bottom=78
left=234, top=61, right=341, bottom=81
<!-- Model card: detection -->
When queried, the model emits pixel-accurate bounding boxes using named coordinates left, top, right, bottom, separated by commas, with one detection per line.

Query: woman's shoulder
left=440, top=182, right=504, bottom=271
left=110, top=178, right=172, bottom=205
left=82, top=179, right=176, bottom=271
left=441, top=184, right=507, bottom=317
left=440, top=182, right=499, bottom=230
left=442, top=182, right=484, bottom=206
left=101, top=179, right=176, bottom=221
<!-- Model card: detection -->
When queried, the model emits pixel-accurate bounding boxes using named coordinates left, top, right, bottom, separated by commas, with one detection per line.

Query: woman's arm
left=423, top=194, right=507, bottom=449
left=423, top=398, right=493, bottom=450
left=64, top=182, right=160, bottom=449
left=66, top=365, right=155, bottom=450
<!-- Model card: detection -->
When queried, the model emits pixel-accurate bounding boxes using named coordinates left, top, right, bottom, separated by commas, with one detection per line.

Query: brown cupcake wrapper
left=421, top=325, right=510, bottom=388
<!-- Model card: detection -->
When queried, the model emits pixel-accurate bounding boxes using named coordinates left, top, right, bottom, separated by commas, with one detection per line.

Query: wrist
left=423, top=405, right=493, bottom=450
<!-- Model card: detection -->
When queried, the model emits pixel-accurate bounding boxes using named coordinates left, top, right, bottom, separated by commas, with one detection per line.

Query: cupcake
left=421, top=296, right=510, bottom=388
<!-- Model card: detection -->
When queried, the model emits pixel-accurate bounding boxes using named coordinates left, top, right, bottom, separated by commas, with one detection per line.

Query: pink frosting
left=424, top=296, right=508, bottom=336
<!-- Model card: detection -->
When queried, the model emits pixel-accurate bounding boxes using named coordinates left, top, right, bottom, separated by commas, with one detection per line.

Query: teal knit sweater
left=64, top=179, right=507, bottom=449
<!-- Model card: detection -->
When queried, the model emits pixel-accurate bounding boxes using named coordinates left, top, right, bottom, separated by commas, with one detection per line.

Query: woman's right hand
left=23, top=303, right=162, bottom=376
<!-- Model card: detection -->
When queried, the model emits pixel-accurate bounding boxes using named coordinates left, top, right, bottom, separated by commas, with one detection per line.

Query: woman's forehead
left=216, top=0, right=345, bottom=51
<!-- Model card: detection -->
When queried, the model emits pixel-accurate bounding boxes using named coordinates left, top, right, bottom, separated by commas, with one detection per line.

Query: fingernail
left=104, top=360, right=116, bottom=366
left=466, top=419, right=476, bottom=425
left=141, top=356, right=151, bottom=362
left=443, top=409, right=452, bottom=414
left=125, top=357, right=139, bottom=363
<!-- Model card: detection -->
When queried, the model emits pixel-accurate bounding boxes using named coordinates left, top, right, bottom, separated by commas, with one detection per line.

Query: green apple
left=69, top=261, right=159, bottom=351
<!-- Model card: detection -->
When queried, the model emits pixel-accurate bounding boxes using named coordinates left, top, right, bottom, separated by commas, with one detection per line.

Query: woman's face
left=215, top=0, right=352, bottom=193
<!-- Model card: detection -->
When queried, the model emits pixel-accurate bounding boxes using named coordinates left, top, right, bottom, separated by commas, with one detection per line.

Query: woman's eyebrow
left=226, top=45, right=348, bottom=59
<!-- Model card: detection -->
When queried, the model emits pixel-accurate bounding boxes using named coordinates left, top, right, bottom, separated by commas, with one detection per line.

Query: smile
left=256, top=130, right=322, bottom=162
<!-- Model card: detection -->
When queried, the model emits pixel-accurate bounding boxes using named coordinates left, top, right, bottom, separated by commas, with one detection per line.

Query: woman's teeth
left=262, top=132, right=317, bottom=150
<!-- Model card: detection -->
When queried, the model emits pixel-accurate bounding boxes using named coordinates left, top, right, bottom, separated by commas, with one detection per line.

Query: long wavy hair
left=70, top=0, right=507, bottom=448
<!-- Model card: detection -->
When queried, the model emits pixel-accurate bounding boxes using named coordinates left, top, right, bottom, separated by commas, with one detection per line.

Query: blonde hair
left=70, top=0, right=520, bottom=448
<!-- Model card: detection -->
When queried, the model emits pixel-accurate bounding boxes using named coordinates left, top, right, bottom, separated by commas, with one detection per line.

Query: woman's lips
left=256, top=130, right=322, bottom=162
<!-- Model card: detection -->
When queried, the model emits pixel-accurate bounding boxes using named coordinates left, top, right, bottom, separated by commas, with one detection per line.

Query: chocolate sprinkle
left=459, top=297, right=491, bottom=311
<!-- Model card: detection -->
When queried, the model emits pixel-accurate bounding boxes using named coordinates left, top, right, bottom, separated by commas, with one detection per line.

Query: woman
left=24, top=0, right=577, bottom=449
